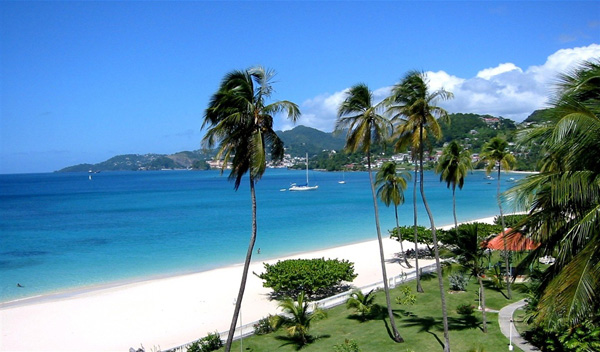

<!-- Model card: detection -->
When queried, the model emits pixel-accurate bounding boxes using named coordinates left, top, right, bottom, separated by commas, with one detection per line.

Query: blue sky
left=1, top=1, right=599, bottom=174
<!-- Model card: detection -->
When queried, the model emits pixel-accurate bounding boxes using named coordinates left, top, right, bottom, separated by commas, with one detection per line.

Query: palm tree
left=436, top=140, right=472, bottom=231
left=202, top=66, right=300, bottom=352
left=346, top=289, right=378, bottom=321
left=480, top=137, right=515, bottom=299
left=276, top=291, right=327, bottom=345
left=375, top=161, right=412, bottom=267
left=507, top=60, right=600, bottom=328
left=335, top=83, right=403, bottom=343
left=387, top=71, right=453, bottom=351
left=445, top=223, right=490, bottom=333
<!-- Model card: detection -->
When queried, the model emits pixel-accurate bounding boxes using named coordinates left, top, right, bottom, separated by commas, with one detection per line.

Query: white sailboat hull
left=289, top=185, right=319, bottom=191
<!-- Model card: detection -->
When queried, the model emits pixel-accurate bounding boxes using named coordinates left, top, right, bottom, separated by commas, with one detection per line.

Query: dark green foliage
left=523, top=108, right=559, bottom=124
left=493, top=214, right=527, bottom=229
left=253, top=315, right=278, bottom=335
left=277, top=125, right=346, bottom=157
left=186, top=332, right=223, bottom=352
left=256, top=258, right=357, bottom=299
left=456, top=304, right=475, bottom=315
left=389, top=225, right=434, bottom=253
left=448, top=272, right=469, bottom=291
left=524, top=320, right=600, bottom=352
left=438, top=113, right=517, bottom=151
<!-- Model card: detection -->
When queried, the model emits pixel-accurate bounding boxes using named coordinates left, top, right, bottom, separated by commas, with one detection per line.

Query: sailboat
left=289, top=153, right=318, bottom=191
left=338, top=169, right=346, bottom=184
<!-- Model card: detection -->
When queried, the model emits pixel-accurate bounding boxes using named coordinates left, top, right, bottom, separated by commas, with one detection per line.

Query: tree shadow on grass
left=482, top=280, right=509, bottom=299
left=275, top=334, right=331, bottom=350
left=419, top=272, right=436, bottom=281
left=448, top=314, right=484, bottom=332
left=400, top=316, right=444, bottom=348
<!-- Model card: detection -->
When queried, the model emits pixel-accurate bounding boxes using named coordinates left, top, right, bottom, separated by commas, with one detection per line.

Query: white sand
left=0, top=216, right=497, bottom=352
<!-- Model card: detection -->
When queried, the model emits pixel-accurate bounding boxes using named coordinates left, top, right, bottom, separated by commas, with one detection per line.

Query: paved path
left=498, top=299, right=540, bottom=352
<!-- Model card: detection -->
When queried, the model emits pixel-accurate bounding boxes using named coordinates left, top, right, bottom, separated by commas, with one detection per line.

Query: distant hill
left=58, top=151, right=213, bottom=172
left=523, top=108, right=558, bottom=124
left=58, top=114, right=534, bottom=172
left=277, top=125, right=346, bottom=156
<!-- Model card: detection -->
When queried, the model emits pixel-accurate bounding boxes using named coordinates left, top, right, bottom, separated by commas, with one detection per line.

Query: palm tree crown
left=436, top=141, right=472, bottom=230
left=203, top=66, right=300, bottom=188
left=202, top=66, right=300, bottom=352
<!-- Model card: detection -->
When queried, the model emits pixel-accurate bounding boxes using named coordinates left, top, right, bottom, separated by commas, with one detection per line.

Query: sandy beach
left=0, top=216, right=497, bottom=352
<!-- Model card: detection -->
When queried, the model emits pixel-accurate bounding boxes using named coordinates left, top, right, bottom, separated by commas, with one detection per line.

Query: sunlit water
left=0, top=169, right=526, bottom=302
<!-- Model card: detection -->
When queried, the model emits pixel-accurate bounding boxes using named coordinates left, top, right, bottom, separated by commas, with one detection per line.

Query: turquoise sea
left=0, top=169, right=525, bottom=302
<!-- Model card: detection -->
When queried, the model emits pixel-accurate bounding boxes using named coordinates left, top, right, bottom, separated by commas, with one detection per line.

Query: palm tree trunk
left=367, top=152, right=403, bottom=343
left=452, top=186, right=458, bottom=231
left=224, top=177, right=258, bottom=352
left=496, top=166, right=511, bottom=299
left=395, top=204, right=411, bottom=268
left=413, top=164, right=423, bottom=292
left=420, top=125, right=451, bottom=352
left=478, top=275, right=488, bottom=333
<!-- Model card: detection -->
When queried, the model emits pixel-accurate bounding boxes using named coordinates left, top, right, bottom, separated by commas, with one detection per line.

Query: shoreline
left=0, top=215, right=500, bottom=352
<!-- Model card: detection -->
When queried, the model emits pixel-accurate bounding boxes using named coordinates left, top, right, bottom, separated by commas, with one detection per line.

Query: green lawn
left=219, top=270, right=528, bottom=352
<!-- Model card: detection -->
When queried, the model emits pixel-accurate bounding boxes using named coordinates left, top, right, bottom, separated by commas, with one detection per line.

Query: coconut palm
left=436, top=141, right=472, bottom=231
left=335, top=83, right=403, bottom=343
left=202, top=66, right=300, bottom=351
left=507, top=60, right=600, bottom=328
left=480, top=137, right=516, bottom=299
left=387, top=70, right=453, bottom=351
left=275, top=291, right=327, bottom=345
left=445, top=223, right=490, bottom=332
left=375, top=161, right=412, bottom=267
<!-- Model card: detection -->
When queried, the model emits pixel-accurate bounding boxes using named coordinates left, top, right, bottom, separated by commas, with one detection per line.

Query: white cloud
left=476, top=63, right=522, bottom=80
left=283, top=44, right=600, bottom=132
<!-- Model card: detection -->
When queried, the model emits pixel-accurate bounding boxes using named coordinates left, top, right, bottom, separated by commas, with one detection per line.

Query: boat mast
left=305, top=153, right=309, bottom=185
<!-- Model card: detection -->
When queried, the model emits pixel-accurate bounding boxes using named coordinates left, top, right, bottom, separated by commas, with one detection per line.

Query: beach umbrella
left=486, top=228, right=539, bottom=251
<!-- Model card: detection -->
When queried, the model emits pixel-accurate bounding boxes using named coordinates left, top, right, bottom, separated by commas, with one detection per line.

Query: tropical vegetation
left=335, top=83, right=403, bottom=343
left=375, top=161, right=412, bottom=267
left=506, top=59, right=600, bottom=350
left=436, top=140, right=472, bottom=230
left=481, top=136, right=516, bottom=299
left=273, top=292, right=328, bottom=346
left=256, top=258, right=357, bottom=299
left=201, top=66, right=300, bottom=351
left=387, top=70, right=454, bottom=351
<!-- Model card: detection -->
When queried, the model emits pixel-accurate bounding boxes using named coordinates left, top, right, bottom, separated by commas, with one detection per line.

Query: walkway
left=498, top=299, right=540, bottom=352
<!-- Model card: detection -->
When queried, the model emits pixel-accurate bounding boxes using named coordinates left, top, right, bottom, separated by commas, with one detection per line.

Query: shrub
left=333, top=339, right=361, bottom=352
left=186, top=332, right=222, bottom=352
left=449, top=272, right=469, bottom=291
left=456, top=303, right=475, bottom=315
left=395, top=286, right=416, bottom=305
left=256, top=258, right=357, bottom=299
left=253, top=315, right=278, bottom=335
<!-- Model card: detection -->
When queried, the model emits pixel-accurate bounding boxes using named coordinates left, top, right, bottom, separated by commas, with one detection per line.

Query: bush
left=253, top=315, right=278, bottom=335
left=449, top=272, right=469, bottom=291
left=395, top=286, right=417, bottom=305
left=186, top=332, right=222, bottom=352
left=333, top=339, right=361, bottom=352
left=256, top=258, right=357, bottom=299
left=456, top=303, right=475, bottom=315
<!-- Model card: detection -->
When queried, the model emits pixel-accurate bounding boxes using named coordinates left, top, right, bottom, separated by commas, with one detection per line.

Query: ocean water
left=0, top=169, right=526, bottom=302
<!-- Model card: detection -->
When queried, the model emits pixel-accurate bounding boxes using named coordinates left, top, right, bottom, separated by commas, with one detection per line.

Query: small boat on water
left=289, top=153, right=318, bottom=191
left=338, top=170, right=346, bottom=184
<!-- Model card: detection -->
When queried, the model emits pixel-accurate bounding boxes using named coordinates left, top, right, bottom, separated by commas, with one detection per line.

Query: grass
left=218, top=267, right=528, bottom=352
